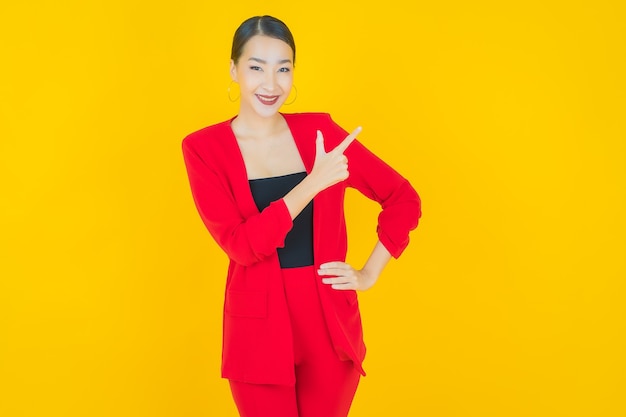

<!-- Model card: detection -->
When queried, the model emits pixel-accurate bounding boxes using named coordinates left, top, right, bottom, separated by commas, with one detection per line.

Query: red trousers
left=228, top=265, right=361, bottom=417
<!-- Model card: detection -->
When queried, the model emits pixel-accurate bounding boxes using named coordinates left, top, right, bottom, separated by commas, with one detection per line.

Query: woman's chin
left=252, top=102, right=285, bottom=117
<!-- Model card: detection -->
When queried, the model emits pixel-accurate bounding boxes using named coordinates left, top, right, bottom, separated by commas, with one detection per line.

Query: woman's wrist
left=357, top=267, right=379, bottom=291
left=300, top=172, right=323, bottom=196
left=283, top=174, right=321, bottom=219
left=361, top=241, right=392, bottom=282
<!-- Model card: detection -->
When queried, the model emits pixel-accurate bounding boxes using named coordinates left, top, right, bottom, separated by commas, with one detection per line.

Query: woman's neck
left=232, top=108, right=285, bottom=140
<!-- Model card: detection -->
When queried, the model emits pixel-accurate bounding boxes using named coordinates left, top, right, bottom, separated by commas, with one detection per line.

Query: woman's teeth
left=256, top=94, right=279, bottom=105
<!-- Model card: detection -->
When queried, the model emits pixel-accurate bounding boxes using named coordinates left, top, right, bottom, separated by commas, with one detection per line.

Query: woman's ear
left=229, top=59, right=237, bottom=82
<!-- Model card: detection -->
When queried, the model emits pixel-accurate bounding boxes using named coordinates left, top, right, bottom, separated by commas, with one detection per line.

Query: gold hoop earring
left=228, top=80, right=240, bottom=102
left=284, top=84, right=298, bottom=105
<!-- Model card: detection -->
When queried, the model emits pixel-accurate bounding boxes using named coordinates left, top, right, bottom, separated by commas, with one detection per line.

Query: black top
left=248, top=172, right=314, bottom=268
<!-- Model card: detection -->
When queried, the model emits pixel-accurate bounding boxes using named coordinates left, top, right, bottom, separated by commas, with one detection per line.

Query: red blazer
left=182, top=112, right=421, bottom=385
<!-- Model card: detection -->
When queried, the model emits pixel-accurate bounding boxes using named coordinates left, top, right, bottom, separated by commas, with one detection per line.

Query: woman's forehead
left=240, top=35, right=294, bottom=62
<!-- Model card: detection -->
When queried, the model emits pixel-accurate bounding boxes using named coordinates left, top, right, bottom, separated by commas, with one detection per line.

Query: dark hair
left=231, top=15, right=296, bottom=65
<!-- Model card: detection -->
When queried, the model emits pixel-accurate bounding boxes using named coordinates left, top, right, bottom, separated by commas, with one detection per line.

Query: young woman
left=182, top=15, right=421, bottom=417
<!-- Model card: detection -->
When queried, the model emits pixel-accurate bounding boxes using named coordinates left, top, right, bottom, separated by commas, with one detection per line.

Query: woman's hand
left=283, top=127, right=360, bottom=220
left=307, top=127, right=362, bottom=193
left=318, top=261, right=379, bottom=291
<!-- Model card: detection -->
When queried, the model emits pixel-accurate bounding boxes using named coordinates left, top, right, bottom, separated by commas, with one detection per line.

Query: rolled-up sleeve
left=325, top=114, right=421, bottom=258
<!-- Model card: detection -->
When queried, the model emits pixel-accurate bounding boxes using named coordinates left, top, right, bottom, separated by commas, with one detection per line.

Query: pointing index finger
left=335, top=126, right=362, bottom=154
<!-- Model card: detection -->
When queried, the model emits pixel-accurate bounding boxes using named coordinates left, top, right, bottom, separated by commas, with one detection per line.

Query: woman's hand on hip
left=318, top=261, right=378, bottom=291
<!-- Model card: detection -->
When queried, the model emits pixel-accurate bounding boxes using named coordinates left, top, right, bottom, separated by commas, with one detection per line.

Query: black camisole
left=248, top=172, right=314, bottom=268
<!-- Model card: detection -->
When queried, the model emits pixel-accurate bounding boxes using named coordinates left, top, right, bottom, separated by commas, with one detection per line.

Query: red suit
left=181, top=112, right=421, bottom=386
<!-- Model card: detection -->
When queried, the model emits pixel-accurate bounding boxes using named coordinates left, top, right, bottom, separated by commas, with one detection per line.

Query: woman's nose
left=262, top=72, right=277, bottom=91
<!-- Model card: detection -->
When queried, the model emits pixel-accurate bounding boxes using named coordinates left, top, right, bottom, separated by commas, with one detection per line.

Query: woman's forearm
left=361, top=240, right=393, bottom=282
left=282, top=175, right=321, bottom=220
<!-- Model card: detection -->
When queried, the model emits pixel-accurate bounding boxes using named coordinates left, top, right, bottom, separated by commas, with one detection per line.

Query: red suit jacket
left=182, top=112, right=421, bottom=385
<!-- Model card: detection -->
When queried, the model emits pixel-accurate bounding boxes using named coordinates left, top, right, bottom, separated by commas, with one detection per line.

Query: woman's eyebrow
left=248, top=57, right=293, bottom=64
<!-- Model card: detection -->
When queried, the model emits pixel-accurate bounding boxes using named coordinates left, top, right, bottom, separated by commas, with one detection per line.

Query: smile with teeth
left=256, top=94, right=280, bottom=105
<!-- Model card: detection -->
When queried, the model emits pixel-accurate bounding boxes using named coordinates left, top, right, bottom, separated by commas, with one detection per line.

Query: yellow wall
left=1, top=1, right=624, bottom=416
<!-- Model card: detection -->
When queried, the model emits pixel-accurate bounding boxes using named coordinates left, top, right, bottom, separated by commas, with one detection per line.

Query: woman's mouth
left=256, top=94, right=279, bottom=106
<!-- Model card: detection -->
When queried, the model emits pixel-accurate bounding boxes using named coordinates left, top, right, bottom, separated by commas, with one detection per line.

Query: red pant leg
left=295, top=356, right=360, bottom=417
left=283, top=266, right=361, bottom=417
left=228, top=380, right=298, bottom=417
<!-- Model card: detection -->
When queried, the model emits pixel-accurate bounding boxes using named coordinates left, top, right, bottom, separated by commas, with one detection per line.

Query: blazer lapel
left=282, top=113, right=325, bottom=268
left=222, top=117, right=263, bottom=218
left=283, top=112, right=315, bottom=173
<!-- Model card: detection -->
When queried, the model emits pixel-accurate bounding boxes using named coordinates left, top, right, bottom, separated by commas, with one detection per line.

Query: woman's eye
left=279, top=67, right=291, bottom=73
left=249, top=66, right=262, bottom=71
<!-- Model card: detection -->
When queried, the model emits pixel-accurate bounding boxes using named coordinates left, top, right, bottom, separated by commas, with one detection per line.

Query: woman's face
left=230, top=35, right=294, bottom=118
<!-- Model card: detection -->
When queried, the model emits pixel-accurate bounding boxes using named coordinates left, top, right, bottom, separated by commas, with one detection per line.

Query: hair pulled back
left=231, top=15, right=296, bottom=65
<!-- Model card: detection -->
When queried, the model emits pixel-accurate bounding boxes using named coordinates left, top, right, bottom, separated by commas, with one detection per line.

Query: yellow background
left=1, top=1, right=624, bottom=416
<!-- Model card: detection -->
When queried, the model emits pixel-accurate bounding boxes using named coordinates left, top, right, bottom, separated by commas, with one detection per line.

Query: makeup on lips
left=256, top=94, right=279, bottom=106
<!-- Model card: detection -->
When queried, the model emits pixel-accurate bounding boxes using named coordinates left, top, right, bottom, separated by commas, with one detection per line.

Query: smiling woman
left=181, top=15, right=421, bottom=417
left=231, top=34, right=295, bottom=120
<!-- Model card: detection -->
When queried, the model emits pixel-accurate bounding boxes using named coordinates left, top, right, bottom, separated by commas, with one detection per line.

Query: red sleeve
left=324, top=114, right=422, bottom=258
left=182, top=136, right=293, bottom=266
